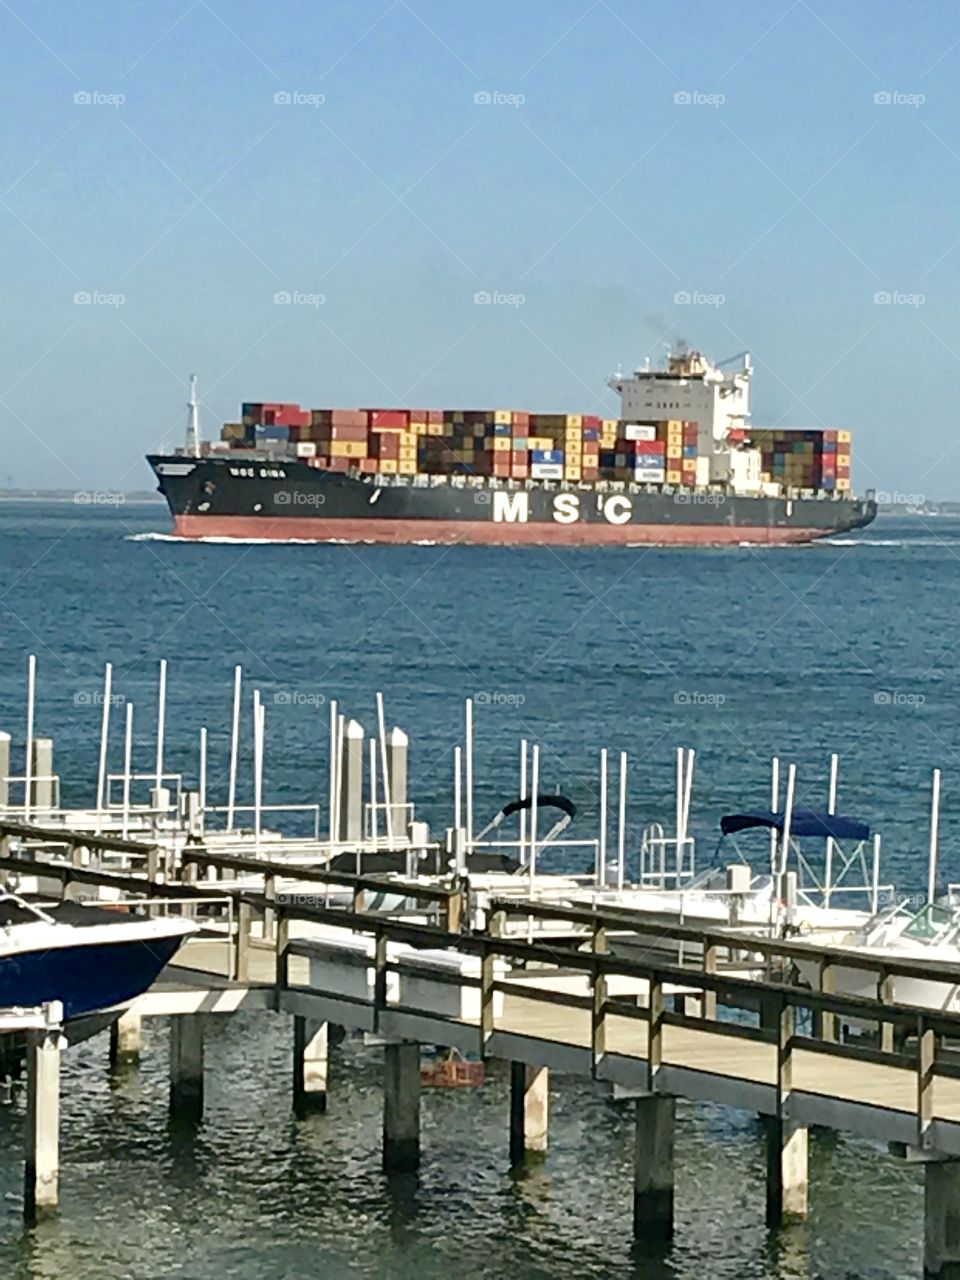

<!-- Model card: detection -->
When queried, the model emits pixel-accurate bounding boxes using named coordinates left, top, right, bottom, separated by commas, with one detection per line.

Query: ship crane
left=185, top=374, right=201, bottom=458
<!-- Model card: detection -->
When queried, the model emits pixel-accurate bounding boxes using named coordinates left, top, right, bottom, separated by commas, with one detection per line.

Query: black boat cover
left=719, top=809, right=870, bottom=841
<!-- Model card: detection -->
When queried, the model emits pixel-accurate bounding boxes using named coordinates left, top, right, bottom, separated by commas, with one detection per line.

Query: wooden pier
left=6, top=844, right=960, bottom=1274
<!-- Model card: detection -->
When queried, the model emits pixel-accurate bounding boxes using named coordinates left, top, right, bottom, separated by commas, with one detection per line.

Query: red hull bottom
left=171, top=515, right=835, bottom=546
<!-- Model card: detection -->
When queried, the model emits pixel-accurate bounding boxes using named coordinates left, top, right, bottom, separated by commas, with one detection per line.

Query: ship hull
left=149, top=456, right=877, bottom=547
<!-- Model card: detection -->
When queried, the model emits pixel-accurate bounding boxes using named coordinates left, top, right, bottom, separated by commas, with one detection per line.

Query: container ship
left=148, top=348, right=876, bottom=546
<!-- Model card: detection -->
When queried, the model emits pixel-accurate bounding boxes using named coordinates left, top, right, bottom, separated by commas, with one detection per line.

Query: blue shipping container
left=256, top=424, right=290, bottom=441
left=531, top=449, right=563, bottom=463
left=583, top=428, right=600, bottom=441
left=493, top=424, right=512, bottom=437
left=683, top=445, right=697, bottom=458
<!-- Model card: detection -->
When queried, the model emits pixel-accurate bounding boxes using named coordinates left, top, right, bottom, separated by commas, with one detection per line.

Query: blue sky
left=2, top=0, right=958, bottom=496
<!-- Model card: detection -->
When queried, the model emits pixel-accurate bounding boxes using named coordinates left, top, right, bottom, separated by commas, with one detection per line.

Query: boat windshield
left=902, top=903, right=958, bottom=944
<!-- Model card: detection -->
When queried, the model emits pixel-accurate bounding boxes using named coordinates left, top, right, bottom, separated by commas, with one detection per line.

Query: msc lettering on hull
left=491, top=491, right=636, bottom=524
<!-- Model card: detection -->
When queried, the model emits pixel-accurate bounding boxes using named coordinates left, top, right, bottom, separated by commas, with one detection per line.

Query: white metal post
left=680, top=747, right=695, bottom=881
left=529, top=745, right=539, bottom=894
left=871, top=833, right=882, bottom=915
left=454, top=745, right=462, bottom=832
left=824, top=752, right=839, bottom=908
left=929, top=768, right=942, bottom=905
left=199, top=727, right=207, bottom=811
left=122, top=702, right=133, bottom=838
left=155, top=658, right=167, bottom=794
left=376, top=691, right=393, bottom=842
left=227, top=665, right=242, bottom=831
left=465, top=698, right=474, bottom=854
left=599, top=748, right=608, bottom=888
left=327, top=698, right=338, bottom=843
left=618, top=751, right=628, bottom=891
left=770, top=756, right=780, bottom=872
left=369, top=736, right=378, bottom=840
left=253, top=691, right=263, bottom=853
left=96, top=661, right=112, bottom=828
left=24, top=654, right=36, bottom=821
left=519, top=738, right=528, bottom=868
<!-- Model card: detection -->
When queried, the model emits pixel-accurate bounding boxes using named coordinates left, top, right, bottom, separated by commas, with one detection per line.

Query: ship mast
left=185, top=373, right=201, bottom=457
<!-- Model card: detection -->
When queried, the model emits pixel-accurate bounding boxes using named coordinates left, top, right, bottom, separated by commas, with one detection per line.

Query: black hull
left=147, top=455, right=877, bottom=546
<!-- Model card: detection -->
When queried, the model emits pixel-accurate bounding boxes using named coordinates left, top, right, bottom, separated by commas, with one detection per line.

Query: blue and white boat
left=0, top=890, right=197, bottom=1032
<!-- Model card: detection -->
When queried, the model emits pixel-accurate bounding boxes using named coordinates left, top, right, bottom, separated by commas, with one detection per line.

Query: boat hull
left=0, top=934, right=188, bottom=1022
left=149, top=456, right=877, bottom=547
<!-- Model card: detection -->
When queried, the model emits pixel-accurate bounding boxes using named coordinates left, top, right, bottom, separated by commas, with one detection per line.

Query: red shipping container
left=324, top=424, right=370, bottom=442
left=492, top=458, right=511, bottom=477
left=312, top=409, right=368, bottom=428
left=426, top=409, right=444, bottom=424
left=581, top=415, right=602, bottom=429
left=371, top=435, right=401, bottom=458
left=511, top=411, right=530, bottom=428
left=358, top=458, right=379, bottom=474
left=366, top=409, right=409, bottom=430
left=511, top=464, right=529, bottom=479
left=582, top=466, right=599, bottom=481
left=511, top=449, right=528, bottom=464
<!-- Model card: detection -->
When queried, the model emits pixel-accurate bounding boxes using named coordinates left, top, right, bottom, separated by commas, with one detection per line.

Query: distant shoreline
left=0, top=492, right=164, bottom=504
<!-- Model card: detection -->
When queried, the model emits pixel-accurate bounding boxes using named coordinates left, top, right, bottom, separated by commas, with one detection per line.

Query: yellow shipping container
left=426, top=423, right=445, bottom=436
left=330, top=441, right=368, bottom=458
left=836, top=477, right=851, bottom=491
left=398, top=460, right=417, bottom=475
left=836, top=453, right=851, bottom=468
left=837, top=430, right=852, bottom=444
left=412, top=422, right=427, bottom=435
left=489, top=437, right=512, bottom=453
left=667, top=444, right=683, bottom=459
left=667, top=469, right=682, bottom=485
left=378, top=459, right=398, bottom=474
left=564, top=467, right=582, bottom=482
left=398, top=449, right=418, bottom=464
left=527, top=436, right=553, bottom=450
left=494, top=410, right=513, bottom=425
left=565, top=415, right=582, bottom=428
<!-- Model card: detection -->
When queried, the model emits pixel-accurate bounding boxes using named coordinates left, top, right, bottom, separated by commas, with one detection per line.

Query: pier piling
left=30, top=738, right=55, bottom=812
left=24, top=1002, right=63, bottom=1221
left=109, top=1010, right=143, bottom=1066
left=509, top=1062, right=549, bottom=1165
left=925, top=1159, right=960, bottom=1278
left=383, top=1042, right=420, bottom=1171
left=293, top=1016, right=328, bottom=1115
left=633, top=1095, right=675, bottom=1241
left=339, top=720, right=365, bottom=843
left=169, top=1015, right=205, bottom=1121
left=0, top=730, right=10, bottom=808
left=386, top=727, right=408, bottom=835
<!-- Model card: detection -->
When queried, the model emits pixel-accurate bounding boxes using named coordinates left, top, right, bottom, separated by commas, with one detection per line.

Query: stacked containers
left=749, top=427, right=853, bottom=491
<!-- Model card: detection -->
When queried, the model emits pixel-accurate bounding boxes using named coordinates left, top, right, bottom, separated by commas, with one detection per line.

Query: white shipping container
left=296, top=441, right=318, bottom=458
left=531, top=463, right=564, bottom=480
left=624, top=423, right=657, bottom=442
left=634, top=467, right=666, bottom=483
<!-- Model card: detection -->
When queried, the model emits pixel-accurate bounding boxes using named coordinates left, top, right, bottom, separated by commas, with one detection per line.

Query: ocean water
left=0, top=500, right=957, bottom=1278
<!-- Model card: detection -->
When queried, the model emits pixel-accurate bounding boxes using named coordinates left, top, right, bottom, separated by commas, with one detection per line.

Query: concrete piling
left=29, top=737, right=55, bottom=812
left=386, top=727, right=408, bottom=833
left=509, top=1062, right=549, bottom=1165
left=0, top=730, right=10, bottom=809
left=383, top=1042, right=420, bottom=1171
left=925, top=1159, right=960, bottom=1278
left=293, top=1017, right=328, bottom=1115
left=109, top=1010, right=143, bottom=1066
left=633, top=1095, right=675, bottom=1241
left=169, top=1015, right=205, bottom=1121
left=24, top=1002, right=63, bottom=1221
left=765, top=1118, right=809, bottom=1225
left=338, top=720, right=365, bottom=843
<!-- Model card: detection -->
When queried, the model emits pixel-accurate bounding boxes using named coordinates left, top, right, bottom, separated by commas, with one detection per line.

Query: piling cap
left=388, top=726, right=409, bottom=746
left=345, top=719, right=364, bottom=739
